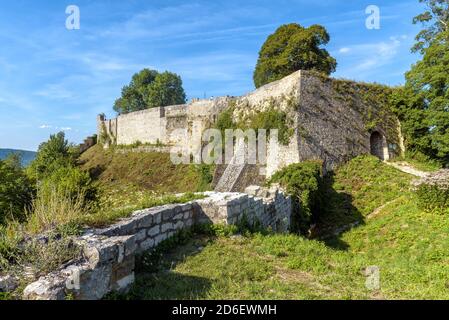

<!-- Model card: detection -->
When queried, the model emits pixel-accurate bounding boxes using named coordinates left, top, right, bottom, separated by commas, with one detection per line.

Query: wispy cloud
left=35, top=84, right=74, bottom=100
left=39, top=124, right=73, bottom=131
left=334, top=34, right=414, bottom=82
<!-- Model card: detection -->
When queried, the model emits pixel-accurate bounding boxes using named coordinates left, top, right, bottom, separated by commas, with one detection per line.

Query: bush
left=0, top=158, right=34, bottom=225
left=269, top=161, right=324, bottom=234
left=414, top=170, right=449, bottom=214
left=27, top=132, right=79, bottom=181
left=26, top=190, right=88, bottom=234
left=246, top=106, right=293, bottom=145
left=39, top=166, right=97, bottom=204
left=416, top=183, right=449, bottom=215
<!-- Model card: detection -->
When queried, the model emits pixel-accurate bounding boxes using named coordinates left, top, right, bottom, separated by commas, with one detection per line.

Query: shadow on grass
left=314, top=172, right=365, bottom=251
left=114, top=236, right=214, bottom=300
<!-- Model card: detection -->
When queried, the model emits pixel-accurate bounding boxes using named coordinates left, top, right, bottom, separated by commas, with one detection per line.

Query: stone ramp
left=214, top=141, right=248, bottom=192
left=214, top=163, right=247, bottom=192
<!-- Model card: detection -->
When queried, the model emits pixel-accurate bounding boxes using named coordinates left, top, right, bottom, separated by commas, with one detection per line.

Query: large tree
left=253, top=23, right=337, bottom=88
left=113, top=68, right=186, bottom=115
left=397, top=1, right=449, bottom=164
left=405, top=31, right=449, bottom=162
left=412, top=0, right=449, bottom=53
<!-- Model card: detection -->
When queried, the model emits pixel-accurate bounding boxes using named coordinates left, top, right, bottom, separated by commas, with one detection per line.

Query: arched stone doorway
left=370, top=131, right=388, bottom=160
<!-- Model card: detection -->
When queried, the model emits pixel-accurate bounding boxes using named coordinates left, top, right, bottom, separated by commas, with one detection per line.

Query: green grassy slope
left=116, top=156, right=449, bottom=300
left=79, top=145, right=213, bottom=206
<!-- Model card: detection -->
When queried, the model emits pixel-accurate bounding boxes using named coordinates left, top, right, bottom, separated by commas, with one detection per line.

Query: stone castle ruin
left=98, top=70, right=404, bottom=190
left=7, top=70, right=407, bottom=300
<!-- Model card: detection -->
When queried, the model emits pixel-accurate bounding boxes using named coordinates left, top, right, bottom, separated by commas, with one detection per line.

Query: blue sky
left=0, top=0, right=424, bottom=151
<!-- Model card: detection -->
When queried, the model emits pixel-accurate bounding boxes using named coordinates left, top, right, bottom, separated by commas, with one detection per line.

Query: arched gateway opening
left=370, top=131, right=387, bottom=160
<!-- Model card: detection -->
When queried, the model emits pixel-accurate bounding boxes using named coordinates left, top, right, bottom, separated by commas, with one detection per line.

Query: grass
left=80, top=192, right=205, bottom=228
left=111, top=155, right=449, bottom=300
left=79, top=145, right=213, bottom=195
left=390, top=151, right=442, bottom=172
left=317, top=155, right=412, bottom=235
left=117, top=193, right=449, bottom=300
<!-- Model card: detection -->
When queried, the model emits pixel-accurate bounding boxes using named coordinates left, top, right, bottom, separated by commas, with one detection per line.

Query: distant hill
left=0, top=148, right=36, bottom=167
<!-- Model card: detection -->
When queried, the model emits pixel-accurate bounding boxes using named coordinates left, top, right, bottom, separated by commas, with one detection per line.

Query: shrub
left=0, top=158, right=34, bottom=225
left=414, top=169, right=449, bottom=214
left=269, top=161, right=324, bottom=234
left=245, top=106, right=293, bottom=145
left=26, top=190, right=88, bottom=234
left=39, top=166, right=97, bottom=204
left=27, top=132, right=79, bottom=181
left=194, top=164, right=214, bottom=191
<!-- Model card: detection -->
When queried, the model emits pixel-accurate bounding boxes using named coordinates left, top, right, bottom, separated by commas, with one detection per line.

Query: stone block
left=148, top=225, right=160, bottom=237
left=162, top=222, right=173, bottom=233
left=140, top=238, right=155, bottom=251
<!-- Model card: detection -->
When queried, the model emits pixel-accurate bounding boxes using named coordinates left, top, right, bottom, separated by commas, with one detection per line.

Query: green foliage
left=214, top=101, right=294, bottom=146
left=401, top=31, right=449, bottom=164
left=145, top=71, right=186, bottom=108
left=193, top=223, right=239, bottom=238
left=27, top=132, right=78, bottom=181
left=215, top=106, right=236, bottom=138
left=269, top=161, right=323, bottom=234
left=39, top=166, right=97, bottom=204
left=0, top=158, right=33, bottom=225
left=253, top=23, right=337, bottom=88
left=416, top=183, right=449, bottom=214
left=194, top=164, right=214, bottom=192
left=0, top=233, right=81, bottom=280
left=113, top=69, right=186, bottom=115
left=412, top=0, right=449, bottom=53
left=245, top=105, right=294, bottom=145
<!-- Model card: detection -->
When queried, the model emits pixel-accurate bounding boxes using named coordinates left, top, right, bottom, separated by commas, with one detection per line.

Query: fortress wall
left=116, top=107, right=165, bottom=145
left=97, top=71, right=403, bottom=181
left=296, top=72, right=403, bottom=171
left=238, top=71, right=301, bottom=113
left=295, top=73, right=372, bottom=170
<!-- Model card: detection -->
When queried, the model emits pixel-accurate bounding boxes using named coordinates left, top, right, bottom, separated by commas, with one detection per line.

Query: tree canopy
left=27, top=132, right=78, bottom=181
left=396, top=1, right=449, bottom=165
left=253, top=23, right=337, bottom=88
left=113, top=69, right=186, bottom=115
left=412, top=0, right=449, bottom=53
left=403, top=32, right=449, bottom=162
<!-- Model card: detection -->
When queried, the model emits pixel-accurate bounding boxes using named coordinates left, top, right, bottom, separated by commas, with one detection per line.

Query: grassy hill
left=79, top=145, right=213, bottom=207
left=0, top=149, right=36, bottom=167
left=109, top=156, right=449, bottom=300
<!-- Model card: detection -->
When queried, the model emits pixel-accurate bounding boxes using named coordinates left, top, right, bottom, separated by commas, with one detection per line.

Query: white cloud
left=39, top=124, right=52, bottom=129
left=335, top=35, right=410, bottom=79
left=35, top=84, right=74, bottom=100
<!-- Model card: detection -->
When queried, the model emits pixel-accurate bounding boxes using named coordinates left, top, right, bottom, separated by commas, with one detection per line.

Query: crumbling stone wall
left=22, top=187, right=291, bottom=300
left=229, top=70, right=404, bottom=176
left=97, top=98, right=230, bottom=149
left=98, top=70, right=404, bottom=184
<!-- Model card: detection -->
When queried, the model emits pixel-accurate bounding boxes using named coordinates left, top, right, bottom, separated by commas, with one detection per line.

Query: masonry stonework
left=98, top=70, right=404, bottom=183
left=22, top=187, right=291, bottom=300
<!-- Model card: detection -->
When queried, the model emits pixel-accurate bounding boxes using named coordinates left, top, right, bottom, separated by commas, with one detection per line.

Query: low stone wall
left=22, top=187, right=291, bottom=300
